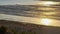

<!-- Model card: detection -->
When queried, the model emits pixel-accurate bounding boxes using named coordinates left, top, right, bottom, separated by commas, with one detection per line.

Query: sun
left=40, top=18, right=52, bottom=25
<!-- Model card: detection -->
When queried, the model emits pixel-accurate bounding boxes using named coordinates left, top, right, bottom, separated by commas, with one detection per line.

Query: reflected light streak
left=42, top=12, right=56, bottom=15
left=38, top=8, right=56, bottom=10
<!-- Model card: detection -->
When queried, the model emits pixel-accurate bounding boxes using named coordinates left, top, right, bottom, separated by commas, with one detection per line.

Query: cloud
left=0, top=0, right=38, bottom=5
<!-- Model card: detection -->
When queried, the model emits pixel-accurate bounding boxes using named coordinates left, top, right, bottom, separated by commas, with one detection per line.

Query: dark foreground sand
left=0, top=20, right=60, bottom=34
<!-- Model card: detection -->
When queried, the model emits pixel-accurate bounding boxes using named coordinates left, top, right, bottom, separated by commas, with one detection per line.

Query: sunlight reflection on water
left=37, top=5, right=60, bottom=27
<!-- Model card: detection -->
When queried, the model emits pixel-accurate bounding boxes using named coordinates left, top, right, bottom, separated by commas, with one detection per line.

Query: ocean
left=0, top=5, right=60, bottom=26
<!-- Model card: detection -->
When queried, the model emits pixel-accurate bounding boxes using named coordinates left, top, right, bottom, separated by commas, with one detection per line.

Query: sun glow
left=38, top=1, right=58, bottom=6
left=43, top=1, right=55, bottom=6
left=40, top=18, right=52, bottom=25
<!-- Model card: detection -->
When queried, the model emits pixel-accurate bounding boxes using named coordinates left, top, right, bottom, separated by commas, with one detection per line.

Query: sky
left=0, top=0, right=39, bottom=5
